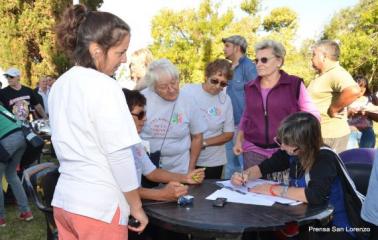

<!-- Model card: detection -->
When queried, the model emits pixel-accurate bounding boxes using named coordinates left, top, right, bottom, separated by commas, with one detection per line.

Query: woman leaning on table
left=50, top=4, right=147, bottom=240
left=140, top=59, right=206, bottom=174
left=232, top=112, right=367, bottom=240
left=233, top=40, right=319, bottom=178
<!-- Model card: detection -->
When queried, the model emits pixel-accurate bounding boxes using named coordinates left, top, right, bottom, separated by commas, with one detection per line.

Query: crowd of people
left=0, top=3, right=377, bottom=240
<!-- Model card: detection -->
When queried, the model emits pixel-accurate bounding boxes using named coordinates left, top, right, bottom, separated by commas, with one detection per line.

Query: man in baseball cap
left=222, top=35, right=257, bottom=179
left=3, top=67, right=21, bottom=78
left=0, top=67, right=47, bottom=121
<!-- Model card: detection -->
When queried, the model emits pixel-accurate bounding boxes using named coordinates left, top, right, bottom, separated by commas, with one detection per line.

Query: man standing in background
left=0, top=67, right=47, bottom=121
left=308, top=40, right=360, bottom=153
left=35, top=76, right=50, bottom=115
left=222, top=35, right=257, bottom=179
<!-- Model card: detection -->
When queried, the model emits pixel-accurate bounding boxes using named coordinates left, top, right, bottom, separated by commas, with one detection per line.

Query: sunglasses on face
left=131, top=110, right=146, bottom=120
left=209, top=79, right=228, bottom=87
left=254, top=56, right=276, bottom=64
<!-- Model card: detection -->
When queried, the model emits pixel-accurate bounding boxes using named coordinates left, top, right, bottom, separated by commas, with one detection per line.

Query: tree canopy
left=150, top=0, right=316, bottom=85
left=1, top=0, right=371, bottom=88
left=0, top=0, right=103, bottom=87
left=322, top=0, right=377, bottom=86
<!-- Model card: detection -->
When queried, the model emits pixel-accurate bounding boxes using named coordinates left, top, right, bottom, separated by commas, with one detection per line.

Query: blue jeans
left=347, top=130, right=362, bottom=150
left=360, top=127, right=376, bottom=148
left=0, top=130, right=30, bottom=218
left=224, top=126, right=243, bottom=179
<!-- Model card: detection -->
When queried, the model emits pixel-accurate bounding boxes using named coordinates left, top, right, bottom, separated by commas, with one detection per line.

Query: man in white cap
left=222, top=35, right=257, bottom=179
left=0, top=67, right=47, bottom=121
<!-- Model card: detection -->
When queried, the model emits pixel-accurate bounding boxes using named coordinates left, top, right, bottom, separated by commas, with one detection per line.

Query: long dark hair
left=355, top=75, right=371, bottom=97
left=56, top=4, right=130, bottom=69
left=278, top=112, right=323, bottom=171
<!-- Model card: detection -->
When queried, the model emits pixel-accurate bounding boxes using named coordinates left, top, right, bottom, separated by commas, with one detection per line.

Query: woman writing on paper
left=232, top=112, right=366, bottom=240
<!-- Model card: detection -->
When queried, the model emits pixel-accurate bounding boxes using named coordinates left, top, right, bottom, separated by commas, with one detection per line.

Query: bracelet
left=269, top=184, right=279, bottom=196
left=280, top=185, right=289, bottom=197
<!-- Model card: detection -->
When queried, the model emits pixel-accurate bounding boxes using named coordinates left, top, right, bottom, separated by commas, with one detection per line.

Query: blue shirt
left=361, top=152, right=378, bottom=225
left=226, top=56, right=257, bottom=125
left=289, top=157, right=353, bottom=237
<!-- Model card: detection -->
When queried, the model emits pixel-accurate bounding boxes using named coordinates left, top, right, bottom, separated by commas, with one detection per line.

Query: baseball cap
left=222, top=35, right=248, bottom=53
left=3, top=67, right=20, bottom=78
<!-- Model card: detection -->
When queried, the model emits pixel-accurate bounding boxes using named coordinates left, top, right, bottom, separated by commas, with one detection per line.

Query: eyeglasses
left=274, top=136, right=299, bottom=152
left=155, top=81, right=179, bottom=91
left=273, top=136, right=281, bottom=146
left=254, top=56, right=276, bottom=64
left=4, top=75, right=14, bottom=79
left=209, top=79, right=228, bottom=87
left=131, top=110, right=146, bottom=120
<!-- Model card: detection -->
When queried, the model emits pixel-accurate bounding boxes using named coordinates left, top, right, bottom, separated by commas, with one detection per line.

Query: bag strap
left=159, top=101, right=176, bottom=152
left=320, top=146, right=365, bottom=202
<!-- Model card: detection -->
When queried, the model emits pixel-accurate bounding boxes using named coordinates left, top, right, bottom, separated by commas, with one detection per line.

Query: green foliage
left=0, top=0, right=71, bottom=87
left=323, top=0, right=378, bottom=87
left=240, top=0, right=259, bottom=15
left=262, top=7, right=298, bottom=32
left=150, top=0, right=314, bottom=84
left=0, top=0, right=102, bottom=88
left=150, top=0, right=234, bottom=84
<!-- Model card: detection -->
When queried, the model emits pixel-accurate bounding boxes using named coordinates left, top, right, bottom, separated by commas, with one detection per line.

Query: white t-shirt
left=141, top=88, right=206, bottom=174
left=132, top=142, right=156, bottom=185
left=49, top=66, right=140, bottom=224
left=181, top=84, right=234, bottom=167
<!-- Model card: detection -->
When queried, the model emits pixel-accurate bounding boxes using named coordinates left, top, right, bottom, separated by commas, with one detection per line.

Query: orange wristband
left=269, top=184, right=279, bottom=196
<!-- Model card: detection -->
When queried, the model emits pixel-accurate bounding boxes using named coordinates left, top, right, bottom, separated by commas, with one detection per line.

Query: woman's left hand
left=186, top=168, right=205, bottom=184
left=249, top=184, right=274, bottom=195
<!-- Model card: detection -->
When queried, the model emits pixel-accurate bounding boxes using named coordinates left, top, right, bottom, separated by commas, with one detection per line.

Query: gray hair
left=254, top=40, right=286, bottom=59
left=143, top=58, right=179, bottom=90
left=313, top=40, right=340, bottom=61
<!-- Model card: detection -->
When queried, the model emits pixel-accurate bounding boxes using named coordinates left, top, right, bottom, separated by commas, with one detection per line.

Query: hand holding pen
left=231, top=170, right=248, bottom=186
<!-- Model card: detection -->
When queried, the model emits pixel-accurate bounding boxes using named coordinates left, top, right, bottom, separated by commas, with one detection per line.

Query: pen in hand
left=241, top=170, right=246, bottom=186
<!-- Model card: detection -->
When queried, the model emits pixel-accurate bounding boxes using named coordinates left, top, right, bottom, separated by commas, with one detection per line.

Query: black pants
left=196, top=165, right=223, bottom=179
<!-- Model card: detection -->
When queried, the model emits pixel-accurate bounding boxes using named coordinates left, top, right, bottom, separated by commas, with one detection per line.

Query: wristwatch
left=202, top=140, right=208, bottom=149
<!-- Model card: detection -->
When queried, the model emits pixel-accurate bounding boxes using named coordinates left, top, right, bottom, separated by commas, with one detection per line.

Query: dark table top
left=143, top=180, right=333, bottom=238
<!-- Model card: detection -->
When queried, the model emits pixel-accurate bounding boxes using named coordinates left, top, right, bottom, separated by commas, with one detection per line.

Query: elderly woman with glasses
left=234, top=40, right=319, bottom=181
left=181, top=59, right=234, bottom=179
left=140, top=59, right=206, bottom=174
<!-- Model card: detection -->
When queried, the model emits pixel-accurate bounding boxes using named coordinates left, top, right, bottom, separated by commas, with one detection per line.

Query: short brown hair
left=205, top=59, right=233, bottom=80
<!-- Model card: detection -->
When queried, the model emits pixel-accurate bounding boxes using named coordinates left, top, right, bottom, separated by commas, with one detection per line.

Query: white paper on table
left=215, top=180, right=301, bottom=205
left=206, top=188, right=275, bottom=206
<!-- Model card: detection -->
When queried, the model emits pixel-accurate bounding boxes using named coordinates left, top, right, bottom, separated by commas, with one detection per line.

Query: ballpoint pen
left=241, top=170, right=246, bottom=186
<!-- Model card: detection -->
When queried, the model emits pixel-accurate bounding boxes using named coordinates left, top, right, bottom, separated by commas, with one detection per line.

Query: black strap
left=159, top=101, right=176, bottom=152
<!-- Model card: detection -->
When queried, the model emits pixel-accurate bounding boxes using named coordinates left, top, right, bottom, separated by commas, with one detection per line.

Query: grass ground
left=0, top=203, right=45, bottom=240
left=1, top=153, right=57, bottom=240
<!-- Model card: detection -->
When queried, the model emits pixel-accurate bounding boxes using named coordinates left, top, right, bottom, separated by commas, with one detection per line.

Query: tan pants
left=323, top=134, right=350, bottom=153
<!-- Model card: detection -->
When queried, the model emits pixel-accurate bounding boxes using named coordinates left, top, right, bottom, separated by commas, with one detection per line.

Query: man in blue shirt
left=222, top=35, right=257, bottom=179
